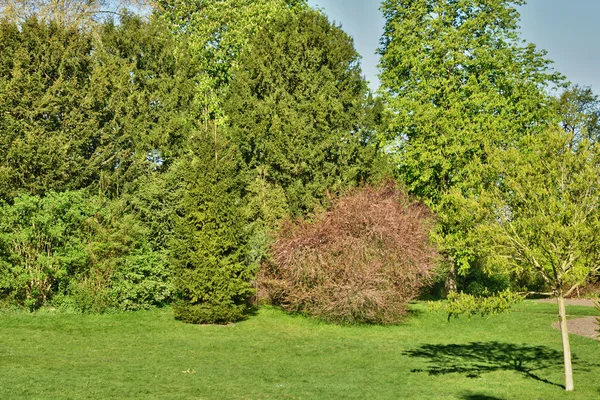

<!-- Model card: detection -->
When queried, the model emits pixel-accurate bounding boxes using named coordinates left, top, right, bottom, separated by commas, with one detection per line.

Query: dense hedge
left=0, top=9, right=390, bottom=322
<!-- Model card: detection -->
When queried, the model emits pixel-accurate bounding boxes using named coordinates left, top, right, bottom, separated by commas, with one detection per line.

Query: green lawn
left=1, top=301, right=599, bottom=399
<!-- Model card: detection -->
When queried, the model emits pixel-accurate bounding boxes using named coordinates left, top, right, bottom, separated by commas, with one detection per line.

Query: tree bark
left=557, top=294, right=574, bottom=391
left=444, top=260, right=457, bottom=296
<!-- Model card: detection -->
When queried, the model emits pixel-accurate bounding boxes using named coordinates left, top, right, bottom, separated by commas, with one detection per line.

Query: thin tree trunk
left=444, top=260, right=457, bottom=296
left=557, top=294, right=574, bottom=391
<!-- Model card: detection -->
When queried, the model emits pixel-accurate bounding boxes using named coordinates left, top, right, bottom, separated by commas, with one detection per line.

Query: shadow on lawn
left=460, top=394, right=505, bottom=400
left=405, top=341, right=572, bottom=388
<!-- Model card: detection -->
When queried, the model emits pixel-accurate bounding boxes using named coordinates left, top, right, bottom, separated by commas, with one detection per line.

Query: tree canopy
left=378, top=0, right=562, bottom=277
left=225, top=8, right=379, bottom=216
left=473, top=127, right=600, bottom=391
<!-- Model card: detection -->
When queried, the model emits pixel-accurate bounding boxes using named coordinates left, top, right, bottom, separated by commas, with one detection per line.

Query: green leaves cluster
left=431, top=290, right=524, bottom=320
left=0, top=1, right=384, bottom=324
left=0, top=14, right=196, bottom=200
left=476, top=128, right=600, bottom=296
left=169, top=127, right=254, bottom=324
left=0, top=191, right=172, bottom=312
left=167, top=5, right=385, bottom=323
left=0, top=15, right=194, bottom=311
left=378, top=0, right=562, bottom=275
left=156, top=0, right=309, bottom=125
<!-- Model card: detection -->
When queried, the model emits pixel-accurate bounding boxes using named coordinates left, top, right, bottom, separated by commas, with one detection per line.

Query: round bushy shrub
left=258, top=183, right=438, bottom=324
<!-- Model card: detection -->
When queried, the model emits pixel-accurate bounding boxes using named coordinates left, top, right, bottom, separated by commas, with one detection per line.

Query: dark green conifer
left=170, top=125, right=253, bottom=324
left=224, top=9, right=379, bottom=217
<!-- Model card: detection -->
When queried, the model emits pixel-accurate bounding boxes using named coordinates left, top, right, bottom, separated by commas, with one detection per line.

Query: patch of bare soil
left=552, top=317, right=599, bottom=340
left=537, top=298, right=599, bottom=307
left=538, top=298, right=600, bottom=340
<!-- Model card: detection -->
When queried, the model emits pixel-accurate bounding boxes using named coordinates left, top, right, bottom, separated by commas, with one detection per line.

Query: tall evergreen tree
left=153, top=1, right=312, bottom=324
left=224, top=8, right=378, bottom=216
left=169, top=124, right=253, bottom=324
left=89, top=14, right=198, bottom=195
left=0, top=15, right=198, bottom=312
left=0, top=19, right=93, bottom=200
left=0, top=15, right=197, bottom=201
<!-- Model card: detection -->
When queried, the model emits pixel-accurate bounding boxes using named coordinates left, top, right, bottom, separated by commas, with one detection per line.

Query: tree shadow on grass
left=460, top=394, right=505, bottom=400
left=405, top=341, right=573, bottom=388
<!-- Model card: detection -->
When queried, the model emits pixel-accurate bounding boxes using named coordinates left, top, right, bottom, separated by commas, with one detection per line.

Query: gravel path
left=538, top=298, right=599, bottom=340
left=538, top=298, right=599, bottom=307
left=551, top=317, right=599, bottom=340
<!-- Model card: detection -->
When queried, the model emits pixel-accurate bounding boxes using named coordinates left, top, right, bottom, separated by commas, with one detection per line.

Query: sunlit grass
left=0, top=301, right=598, bottom=399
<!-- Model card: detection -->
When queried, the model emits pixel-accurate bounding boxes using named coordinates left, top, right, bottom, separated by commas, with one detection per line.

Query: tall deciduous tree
left=553, top=84, right=600, bottom=146
left=377, top=0, right=562, bottom=283
left=475, top=127, right=600, bottom=391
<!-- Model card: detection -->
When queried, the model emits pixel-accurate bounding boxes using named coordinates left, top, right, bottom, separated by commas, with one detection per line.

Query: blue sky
left=306, top=0, right=600, bottom=93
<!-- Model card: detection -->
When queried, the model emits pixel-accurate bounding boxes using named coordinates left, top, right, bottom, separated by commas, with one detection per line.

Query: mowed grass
left=1, top=301, right=599, bottom=399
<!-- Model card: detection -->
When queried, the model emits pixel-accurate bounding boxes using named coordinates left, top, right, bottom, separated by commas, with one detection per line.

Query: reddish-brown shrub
left=257, top=183, right=438, bottom=324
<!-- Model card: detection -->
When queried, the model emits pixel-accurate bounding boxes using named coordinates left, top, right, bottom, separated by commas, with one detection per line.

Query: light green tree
left=474, top=127, right=600, bottom=391
left=155, top=0, right=308, bottom=129
left=377, top=0, right=562, bottom=288
left=553, top=84, right=600, bottom=145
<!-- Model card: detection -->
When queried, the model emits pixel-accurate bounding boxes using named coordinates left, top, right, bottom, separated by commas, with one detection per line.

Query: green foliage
left=156, top=0, right=309, bottom=121
left=0, top=0, right=150, bottom=27
left=0, top=19, right=94, bottom=200
left=553, top=84, right=600, bottom=145
left=90, top=14, right=198, bottom=189
left=459, top=268, right=511, bottom=297
left=0, top=15, right=197, bottom=201
left=169, top=127, right=254, bottom=324
left=474, top=127, right=600, bottom=296
left=0, top=15, right=191, bottom=313
left=0, top=191, right=173, bottom=312
left=432, top=290, right=524, bottom=320
left=109, top=250, right=172, bottom=311
left=0, top=191, right=93, bottom=310
left=242, top=174, right=290, bottom=268
left=225, top=8, right=380, bottom=217
left=377, top=0, right=563, bottom=275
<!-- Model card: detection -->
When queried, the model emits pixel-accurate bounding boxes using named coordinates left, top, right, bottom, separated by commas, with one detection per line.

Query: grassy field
left=1, top=301, right=599, bottom=399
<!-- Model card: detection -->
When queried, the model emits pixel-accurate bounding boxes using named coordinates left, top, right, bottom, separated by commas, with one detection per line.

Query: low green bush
left=0, top=191, right=173, bottom=312
left=0, top=191, right=93, bottom=310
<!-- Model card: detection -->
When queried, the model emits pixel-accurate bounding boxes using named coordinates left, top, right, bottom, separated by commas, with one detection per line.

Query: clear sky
left=306, top=0, right=600, bottom=93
